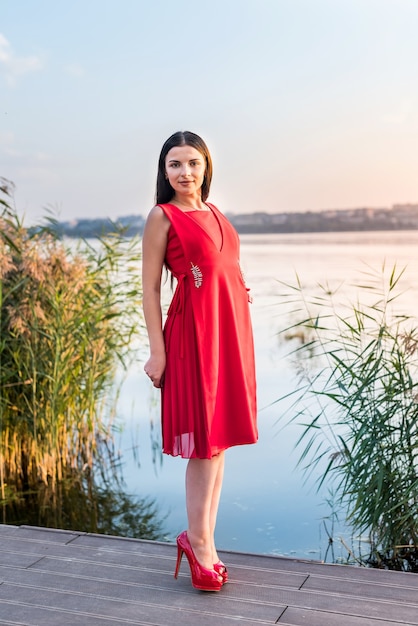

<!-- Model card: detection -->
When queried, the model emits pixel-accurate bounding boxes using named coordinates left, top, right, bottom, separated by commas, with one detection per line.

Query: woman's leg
left=185, top=453, right=225, bottom=572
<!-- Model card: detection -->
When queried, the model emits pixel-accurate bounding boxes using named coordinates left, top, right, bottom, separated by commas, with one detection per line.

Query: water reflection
left=2, top=468, right=166, bottom=540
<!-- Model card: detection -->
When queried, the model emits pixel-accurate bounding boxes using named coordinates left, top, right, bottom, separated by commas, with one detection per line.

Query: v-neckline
left=167, top=203, right=224, bottom=252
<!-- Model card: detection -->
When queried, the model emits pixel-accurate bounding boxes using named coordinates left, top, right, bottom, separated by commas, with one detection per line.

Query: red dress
left=160, top=203, right=258, bottom=459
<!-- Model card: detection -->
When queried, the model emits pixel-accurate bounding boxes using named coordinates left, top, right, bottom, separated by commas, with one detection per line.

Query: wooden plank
left=0, top=525, right=18, bottom=533
left=302, top=573, right=418, bottom=604
left=257, top=587, right=418, bottom=624
left=213, top=550, right=418, bottom=589
left=0, top=603, right=138, bottom=626
left=0, top=566, right=285, bottom=624
left=67, top=533, right=173, bottom=555
left=280, top=606, right=412, bottom=626
left=0, top=540, right=178, bottom=573
left=0, top=583, right=280, bottom=625
left=0, top=525, right=80, bottom=544
left=0, top=550, right=43, bottom=569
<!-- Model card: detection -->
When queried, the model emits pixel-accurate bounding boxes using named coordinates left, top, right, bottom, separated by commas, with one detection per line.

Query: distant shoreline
left=51, top=203, right=418, bottom=239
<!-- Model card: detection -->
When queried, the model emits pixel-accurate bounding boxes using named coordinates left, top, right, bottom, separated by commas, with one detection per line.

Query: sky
left=1, top=0, right=418, bottom=223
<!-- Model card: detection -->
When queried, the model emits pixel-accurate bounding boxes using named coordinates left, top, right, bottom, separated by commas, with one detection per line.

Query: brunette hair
left=155, top=131, right=213, bottom=204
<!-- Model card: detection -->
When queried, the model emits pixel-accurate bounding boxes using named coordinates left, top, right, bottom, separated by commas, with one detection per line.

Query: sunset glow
left=1, top=0, right=417, bottom=222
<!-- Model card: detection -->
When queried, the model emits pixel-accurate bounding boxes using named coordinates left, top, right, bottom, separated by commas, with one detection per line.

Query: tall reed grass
left=279, top=265, right=418, bottom=571
left=0, top=178, right=143, bottom=513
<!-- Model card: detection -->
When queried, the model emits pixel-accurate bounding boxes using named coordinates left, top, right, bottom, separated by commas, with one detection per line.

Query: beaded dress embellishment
left=190, top=262, right=203, bottom=288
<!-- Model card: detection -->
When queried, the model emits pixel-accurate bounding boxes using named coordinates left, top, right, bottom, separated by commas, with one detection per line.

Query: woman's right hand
left=144, top=353, right=166, bottom=388
left=142, top=206, right=170, bottom=390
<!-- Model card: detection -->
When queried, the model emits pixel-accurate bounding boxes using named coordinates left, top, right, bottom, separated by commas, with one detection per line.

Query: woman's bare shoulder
left=147, top=204, right=165, bottom=217
left=146, top=205, right=170, bottom=224
left=143, top=205, right=171, bottom=242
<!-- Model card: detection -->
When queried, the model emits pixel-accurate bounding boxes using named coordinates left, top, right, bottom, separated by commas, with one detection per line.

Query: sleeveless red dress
left=159, top=203, right=258, bottom=459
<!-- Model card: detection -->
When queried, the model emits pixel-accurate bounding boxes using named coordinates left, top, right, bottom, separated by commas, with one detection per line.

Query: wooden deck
left=0, top=524, right=417, bottom=625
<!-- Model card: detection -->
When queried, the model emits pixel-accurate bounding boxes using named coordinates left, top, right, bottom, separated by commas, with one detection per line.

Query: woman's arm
left=142, top=205, right=171, bottom=388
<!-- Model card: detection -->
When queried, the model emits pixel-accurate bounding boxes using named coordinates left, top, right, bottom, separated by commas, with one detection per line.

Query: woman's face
left=165, top=145, right=206, bottom=199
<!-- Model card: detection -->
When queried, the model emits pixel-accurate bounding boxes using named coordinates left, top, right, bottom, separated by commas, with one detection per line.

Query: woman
left=142, top=131, right=257, bottom=591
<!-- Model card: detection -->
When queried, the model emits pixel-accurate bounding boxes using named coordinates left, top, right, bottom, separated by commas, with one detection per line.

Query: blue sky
left=1, top=0, right=418, bottom=222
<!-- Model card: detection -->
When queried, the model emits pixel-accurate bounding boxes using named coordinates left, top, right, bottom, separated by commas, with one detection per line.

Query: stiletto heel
left=174, top=543, right=183, bottom=579
left=214, top=560, right=228, bottom=583
left=174, top=531, right=223, bottom=591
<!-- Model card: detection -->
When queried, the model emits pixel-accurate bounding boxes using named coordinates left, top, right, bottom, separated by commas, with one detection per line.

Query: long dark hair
left=155, top=131, right=213, bottom=204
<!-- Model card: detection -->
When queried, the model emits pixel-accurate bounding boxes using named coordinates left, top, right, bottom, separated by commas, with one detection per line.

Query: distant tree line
left=50, top=204, right=418, bottom=238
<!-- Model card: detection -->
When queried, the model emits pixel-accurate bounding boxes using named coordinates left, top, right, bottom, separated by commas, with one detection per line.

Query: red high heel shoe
left=174, top=531, right=223, bottom=591
left=214, top=560, right=228, bottom=583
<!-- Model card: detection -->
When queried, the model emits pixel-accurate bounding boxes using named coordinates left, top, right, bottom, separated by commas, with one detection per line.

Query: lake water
left=116, top=230, right=418, bottom=560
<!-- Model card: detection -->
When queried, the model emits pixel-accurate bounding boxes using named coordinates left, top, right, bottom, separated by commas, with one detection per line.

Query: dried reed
left=0, top=178, right=143, bottom=504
